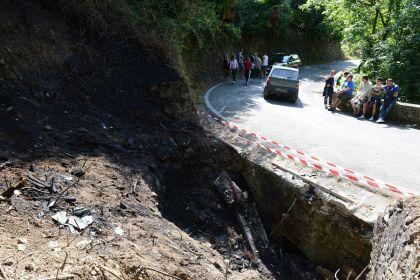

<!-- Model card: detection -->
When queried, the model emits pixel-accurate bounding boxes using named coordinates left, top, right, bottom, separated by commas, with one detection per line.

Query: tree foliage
left=302, top=0, right=420, bottom=103
left=118, top=1, right=331, bottom=52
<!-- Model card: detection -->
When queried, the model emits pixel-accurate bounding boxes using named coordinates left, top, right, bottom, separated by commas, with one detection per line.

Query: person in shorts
left=351, top=75, right=372, bottom=117
left=360, top=77, right=384, bottom=121
left=329, top=74, right=355, bottom=111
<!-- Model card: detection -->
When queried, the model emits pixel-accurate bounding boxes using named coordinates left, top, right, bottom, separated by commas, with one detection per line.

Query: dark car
left=263, top=65, right=300, bottom=102
left=266, top=53, right=301, bottom=72
left=266, top=52, right=286, bottom=73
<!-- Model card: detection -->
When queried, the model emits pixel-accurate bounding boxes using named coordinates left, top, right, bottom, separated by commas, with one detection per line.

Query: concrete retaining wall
left=389, top=102, right=420, bottom=125
left=341, top=100, right=420, bottom=125
left=206, top=119, right=398, bottom=277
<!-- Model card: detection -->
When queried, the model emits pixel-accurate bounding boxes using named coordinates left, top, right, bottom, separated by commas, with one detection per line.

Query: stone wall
left=368, top=196, right=420, bottom=279
left=205, top=120, right=397, bottom=277
left=389, top=102, right=420, bottom=126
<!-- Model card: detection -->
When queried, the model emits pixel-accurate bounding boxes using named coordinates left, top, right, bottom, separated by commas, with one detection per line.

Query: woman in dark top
left=323, top=69, right=336, bottom=109
left=223, top=55, right=230, bottom=83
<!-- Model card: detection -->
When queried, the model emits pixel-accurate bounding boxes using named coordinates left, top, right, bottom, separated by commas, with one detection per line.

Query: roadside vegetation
left=52, top=0, right=341, bottom=91
left=303, top=0, right=420, bottom=103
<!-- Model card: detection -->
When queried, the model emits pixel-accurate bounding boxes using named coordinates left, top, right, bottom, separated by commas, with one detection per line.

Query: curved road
left=207, top=60, right=420, bottom=194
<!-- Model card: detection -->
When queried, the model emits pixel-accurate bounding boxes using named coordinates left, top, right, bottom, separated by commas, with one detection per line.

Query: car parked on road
left=266, top=53, right=301, bottom=73
left=281, top=54, right=302, bottom=68
left=263, top=65, right=300, bottom=102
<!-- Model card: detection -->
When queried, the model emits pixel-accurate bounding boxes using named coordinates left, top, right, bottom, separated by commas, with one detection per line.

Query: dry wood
left=55, top=251, right=69, bottom=279
left=41, top=275, right=75, bottom=280
left=27, top=174, right=50, bottom=189
left=49, top=179, right=80, bottom=208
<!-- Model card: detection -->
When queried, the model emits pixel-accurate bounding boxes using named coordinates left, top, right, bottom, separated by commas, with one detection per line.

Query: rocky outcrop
left=368, top=196, right=420, bottom=279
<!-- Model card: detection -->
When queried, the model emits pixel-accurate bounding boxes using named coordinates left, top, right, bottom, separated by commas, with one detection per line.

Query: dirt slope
left=0, top=1, right=319, bottom=279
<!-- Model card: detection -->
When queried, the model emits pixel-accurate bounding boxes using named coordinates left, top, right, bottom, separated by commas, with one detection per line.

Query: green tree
left=302, top=0, right=420, bottom=103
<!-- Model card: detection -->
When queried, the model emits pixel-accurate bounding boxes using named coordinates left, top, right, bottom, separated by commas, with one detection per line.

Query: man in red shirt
left=244, top=57, right=252, bottom=85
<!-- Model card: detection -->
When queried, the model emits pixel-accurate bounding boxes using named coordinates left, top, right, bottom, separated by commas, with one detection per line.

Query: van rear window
left=271, top=68, right=298, bottom=80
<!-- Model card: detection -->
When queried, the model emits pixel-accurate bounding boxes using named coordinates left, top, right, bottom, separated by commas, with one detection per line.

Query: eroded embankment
left=0, top=1, right=319, bottom=279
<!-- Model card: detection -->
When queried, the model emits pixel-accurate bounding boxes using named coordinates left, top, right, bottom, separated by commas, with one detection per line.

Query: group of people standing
left=323, top=70, right=400, bottom=124
left=223, top=51, right=269, bottom=85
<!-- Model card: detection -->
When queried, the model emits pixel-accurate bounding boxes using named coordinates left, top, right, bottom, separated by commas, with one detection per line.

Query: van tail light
left=296, top=82, right=299, bottom=89
left=266, top=78, right=272, bottom=85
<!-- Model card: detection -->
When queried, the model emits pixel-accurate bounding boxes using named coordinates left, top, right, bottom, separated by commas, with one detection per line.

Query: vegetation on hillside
left=303, top=0, right=420, bottom=103
left=119, top=0, right=334, bottom=56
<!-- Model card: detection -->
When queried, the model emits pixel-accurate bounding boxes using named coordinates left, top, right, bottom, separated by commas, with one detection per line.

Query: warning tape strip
left=204, top=83, right=417, bottom=198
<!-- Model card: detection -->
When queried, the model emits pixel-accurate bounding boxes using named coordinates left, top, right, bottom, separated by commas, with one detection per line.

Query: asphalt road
left=206, top=60, right=420, bottom=193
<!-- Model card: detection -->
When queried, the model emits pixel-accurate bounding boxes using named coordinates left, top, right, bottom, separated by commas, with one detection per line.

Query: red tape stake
left=300, top=159, right=308, bottom=166
left=287, top=154, right=295, bottom=161
left=367, top=181, right=379, bottom=188
left=346, top=174, right=358, bottom=182
left=329, top=169, right=339, bottom=177
left=312, top=163, right=323, bottom=171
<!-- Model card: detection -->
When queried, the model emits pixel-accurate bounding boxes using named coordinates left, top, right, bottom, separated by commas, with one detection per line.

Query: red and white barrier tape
left=219, top=119, right=415, bottom=198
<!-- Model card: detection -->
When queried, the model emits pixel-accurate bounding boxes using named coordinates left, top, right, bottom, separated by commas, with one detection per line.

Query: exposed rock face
left=368, top=196, right=420, bottom=279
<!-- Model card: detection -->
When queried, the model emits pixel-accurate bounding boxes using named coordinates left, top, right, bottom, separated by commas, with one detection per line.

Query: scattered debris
left=17, top=238, right=28, bottom=251
left=51, top=209, right=94, bottom=232
left=1, top=179, right=26, bottom=199
left=214, top=172, right=269, bottom=258
left=114, top=226, right=124, bottom=236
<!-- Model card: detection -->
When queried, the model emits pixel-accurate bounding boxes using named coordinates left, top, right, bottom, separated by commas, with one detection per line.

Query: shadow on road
left=330, top=110, right=417, bottom=131
left=266, top=97, right=304, bottom=109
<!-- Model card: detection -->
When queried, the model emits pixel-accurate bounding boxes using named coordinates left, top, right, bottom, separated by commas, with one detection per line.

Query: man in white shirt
left=262, top=54, right=269, bottom=78
left=351, top=75, right=372, bottom=117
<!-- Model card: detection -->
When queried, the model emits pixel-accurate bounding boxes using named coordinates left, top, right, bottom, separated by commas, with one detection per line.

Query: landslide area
left=0, top=1, right=319, bottom=279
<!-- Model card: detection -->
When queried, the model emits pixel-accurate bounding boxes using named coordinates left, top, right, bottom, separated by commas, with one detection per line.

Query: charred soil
left=0, top=1, right=320, bottom=279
